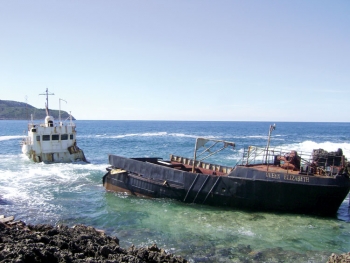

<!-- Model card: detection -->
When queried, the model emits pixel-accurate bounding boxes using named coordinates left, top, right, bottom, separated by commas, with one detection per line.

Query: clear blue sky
left=1, top=1, right=349, bottom=121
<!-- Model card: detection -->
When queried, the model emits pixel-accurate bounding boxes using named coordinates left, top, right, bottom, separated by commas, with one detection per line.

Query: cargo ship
left=103, top=125, right=349, bottom=216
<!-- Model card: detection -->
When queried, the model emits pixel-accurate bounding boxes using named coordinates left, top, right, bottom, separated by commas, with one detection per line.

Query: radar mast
left=39, top=88, right=54, bottom=116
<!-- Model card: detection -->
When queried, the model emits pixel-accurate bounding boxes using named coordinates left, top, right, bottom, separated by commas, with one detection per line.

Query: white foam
left=87, top=132, right=220, bottom=140
left=238, top=227, right=256, bottom=237
left=169, top=133, right=197, bottom=138
left=0, top=154, right=105, bottom=205
left=108, top=132, right=167, bottom=139
left=274, top=140, right=350, bottom=157
left=246, top=135, right=269, bottom=139
left=0, top=135, right=24, bottom=141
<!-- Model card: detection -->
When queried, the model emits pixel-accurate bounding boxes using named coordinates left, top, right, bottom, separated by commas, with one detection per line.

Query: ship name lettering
left=284, top=174, right=310, bottom=183
left=266, top=172, right=280, bottom=179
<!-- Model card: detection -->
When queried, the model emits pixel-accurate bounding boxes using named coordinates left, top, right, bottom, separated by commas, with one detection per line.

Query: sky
left=0, top=1, right=349, bottom=121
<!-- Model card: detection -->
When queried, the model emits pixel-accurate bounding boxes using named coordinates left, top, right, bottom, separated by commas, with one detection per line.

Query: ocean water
left=1, top=120, right=350, bottom=262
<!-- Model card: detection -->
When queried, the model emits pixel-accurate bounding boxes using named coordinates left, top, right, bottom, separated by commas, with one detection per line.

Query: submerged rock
left=327, top=252, right=350, bottom=263
left=0, top=221, right=187, bottom=263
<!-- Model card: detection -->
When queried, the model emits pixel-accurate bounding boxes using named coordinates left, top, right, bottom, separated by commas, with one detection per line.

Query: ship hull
left=103, top=155, right=350, bottom=216
left=22, top=144, right=87, bottom=163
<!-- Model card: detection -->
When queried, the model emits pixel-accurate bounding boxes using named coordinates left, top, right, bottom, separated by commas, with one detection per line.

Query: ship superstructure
left=21, top=89, right=87, bottom=163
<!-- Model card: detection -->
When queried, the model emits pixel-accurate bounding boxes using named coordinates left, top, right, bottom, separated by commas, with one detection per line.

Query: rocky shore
left=0, top=218, right=187, bottom=263
left=1, top=215, right=349, bottom=263
left=327, top=253, right=350, bottom=263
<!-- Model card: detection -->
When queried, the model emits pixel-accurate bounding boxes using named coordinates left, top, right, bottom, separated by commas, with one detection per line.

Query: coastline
left=1, top=216, right=349, bottom=263
left=0, top=216, right=187, bottom=263
left=2, top=121, right=350, bottom=262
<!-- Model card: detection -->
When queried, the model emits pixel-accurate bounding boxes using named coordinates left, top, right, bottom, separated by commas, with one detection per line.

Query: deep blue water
left=1, top=120, right=350, bottom=262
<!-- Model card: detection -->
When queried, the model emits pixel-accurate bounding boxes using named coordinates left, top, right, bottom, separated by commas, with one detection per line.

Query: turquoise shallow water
left=1, top=120, right=350, bottom=262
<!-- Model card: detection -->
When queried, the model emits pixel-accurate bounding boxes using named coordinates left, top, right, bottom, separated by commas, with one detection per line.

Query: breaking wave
left=85, top=132, right=218, bottom=139
left=273, top=140, right=350, bottom=157
left=0, top=135, right=24, bottom=141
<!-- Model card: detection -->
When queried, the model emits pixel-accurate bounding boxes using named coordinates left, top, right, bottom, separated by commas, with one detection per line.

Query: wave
left=0, top=135, right=24, bottom=141
left=112, top=132, right=168, bottom=138
left=269, top=140, right=350, bottom=157
left=226, top=134, right=287, bottom=140
left=84, top=132, right=167, bottom=139
left=85, top=132, right=218, bottom=139
left=0, top=155, right=106, bottom=207
left=90, top=133, right=283, bottom=140
left=243, top=135, right=268, bottom=139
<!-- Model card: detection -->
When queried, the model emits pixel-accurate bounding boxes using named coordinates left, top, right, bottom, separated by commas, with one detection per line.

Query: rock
left=0, top=220, right=187, bottom=263
left=327, top=252, right=350, bottom=263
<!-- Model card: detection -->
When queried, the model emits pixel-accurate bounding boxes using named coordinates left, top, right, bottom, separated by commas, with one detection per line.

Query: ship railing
left=59, top=121, right=76, bottom=127
left=21, top=136, right=32, bottom=145
left=26, top=117, right=75, bottom=128
left=60, top=115, right=76, bottom=127
left=240, top=146, right=346, bottom=176
left=240, top=146, right=312, bottom=165
left=241, top=146, right=308, bottom=165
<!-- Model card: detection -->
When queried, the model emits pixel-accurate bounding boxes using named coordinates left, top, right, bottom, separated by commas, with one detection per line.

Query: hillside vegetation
left=0, top=100, right=75, bottom=120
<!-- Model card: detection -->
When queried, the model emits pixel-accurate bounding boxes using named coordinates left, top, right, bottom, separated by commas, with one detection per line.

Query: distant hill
left=0, top=100, right=75, bottom=120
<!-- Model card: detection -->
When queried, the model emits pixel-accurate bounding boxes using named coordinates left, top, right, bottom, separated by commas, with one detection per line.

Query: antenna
left=59, top=98, right=67, bottom=124
left=39, top=88, right=54, bottom=116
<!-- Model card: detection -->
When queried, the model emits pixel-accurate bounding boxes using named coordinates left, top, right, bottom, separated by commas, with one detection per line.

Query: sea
left=1, top=120, right=350, bottom=263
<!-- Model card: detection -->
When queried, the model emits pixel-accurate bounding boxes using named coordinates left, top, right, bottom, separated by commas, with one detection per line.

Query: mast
left=59, top=98, right=67, bottom=123
left=265, top=124, right=276, bottom=164
left=39, top=88, right=54, bottom=116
